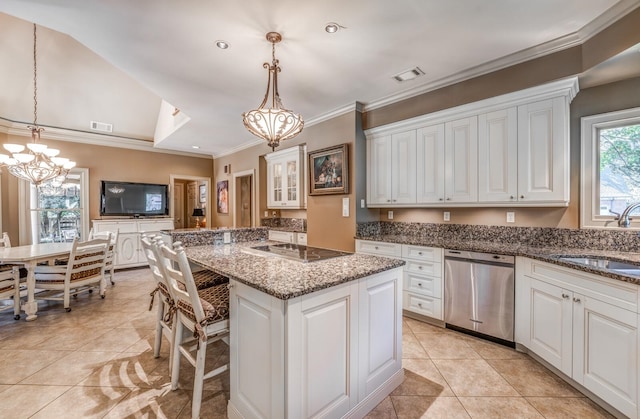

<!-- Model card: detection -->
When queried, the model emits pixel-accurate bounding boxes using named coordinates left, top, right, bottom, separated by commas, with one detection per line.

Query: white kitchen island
left=183, top=241, right=405, bottom=419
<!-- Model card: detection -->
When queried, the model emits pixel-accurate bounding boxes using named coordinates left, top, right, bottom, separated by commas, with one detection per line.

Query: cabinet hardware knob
left=573, top=297, right=581, bottom=303
left=510, top=196, right=514, bottom=199
left=392, top=199, right=396, bottom=202
left=520, top=195, right=524, bottom=199
left=418, top=303, right=422, bottom=307
left=562, top=293, right=569, bottom=299
left=374, top=246, right=379, bottom=250
left=446, top=197, right=451, bottom=201
left=418, top=252, right=423, bottom=255
left=439, top=198, right=443, bottom=201
left=418, top=283, right=422, bottom=287
left=418, top=266, right=423, bottom=270
left=387, top=199, right=391, bottom=202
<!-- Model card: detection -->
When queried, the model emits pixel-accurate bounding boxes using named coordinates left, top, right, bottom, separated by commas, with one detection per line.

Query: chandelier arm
left=257, top=62, right=271, bottom=109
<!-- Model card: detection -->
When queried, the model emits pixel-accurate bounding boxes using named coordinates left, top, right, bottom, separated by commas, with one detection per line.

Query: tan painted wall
left=0, top=134, right=213, bottom=242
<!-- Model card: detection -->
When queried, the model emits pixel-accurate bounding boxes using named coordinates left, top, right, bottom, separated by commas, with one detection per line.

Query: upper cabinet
left=265, top=145, right=306, bottom=209
left=365, top=77, right=578, bottom=208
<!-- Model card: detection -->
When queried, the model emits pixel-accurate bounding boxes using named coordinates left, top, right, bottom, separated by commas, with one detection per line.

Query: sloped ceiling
left=0, top=0, right=638, bottom=157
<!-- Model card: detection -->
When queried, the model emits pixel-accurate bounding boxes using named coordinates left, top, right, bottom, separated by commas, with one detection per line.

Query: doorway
left=232, top=169, right=255, bottom=228
left=170, top=175, right=210, bottom=229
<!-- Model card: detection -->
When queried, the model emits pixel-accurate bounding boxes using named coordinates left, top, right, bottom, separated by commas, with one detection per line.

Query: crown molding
left=363, top=0, right=640, bottom=113
left=0, top=120, right=212, bottom=159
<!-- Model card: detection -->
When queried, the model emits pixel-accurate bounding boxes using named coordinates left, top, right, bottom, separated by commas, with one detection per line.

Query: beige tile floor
left=0, top=268, right=616, bottom=418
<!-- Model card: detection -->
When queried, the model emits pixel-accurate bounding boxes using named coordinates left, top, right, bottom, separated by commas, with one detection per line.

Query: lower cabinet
left=356, top=239, right=443, bottom=320
left=228, top=267, right=403, bottom=419
left=517, top=257, right=639, bottom=418
left=92, top=219, right=174, bottom=268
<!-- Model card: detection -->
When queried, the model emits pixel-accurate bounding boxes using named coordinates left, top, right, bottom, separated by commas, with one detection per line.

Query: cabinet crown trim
left=364, top=77, right=579, bottom=137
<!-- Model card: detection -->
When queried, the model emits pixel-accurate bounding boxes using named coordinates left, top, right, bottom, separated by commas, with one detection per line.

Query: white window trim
left=580, top=107, right=640, bottom=229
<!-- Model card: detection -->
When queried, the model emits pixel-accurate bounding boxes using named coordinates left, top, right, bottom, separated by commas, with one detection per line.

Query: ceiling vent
left=393, top=67, right=425, bottom=83
left=90, top=120, right=113, bottom=133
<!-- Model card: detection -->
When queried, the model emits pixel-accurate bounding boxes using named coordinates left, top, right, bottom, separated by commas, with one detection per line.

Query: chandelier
left=0, top=24, right=76, bottom=186
left=242, top=32, right=304, bottom=151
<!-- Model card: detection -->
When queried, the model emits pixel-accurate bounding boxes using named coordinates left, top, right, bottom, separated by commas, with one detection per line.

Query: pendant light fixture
left=0, top=24, right=76, bottom=186
left=242, top=32, right=304, bottom=151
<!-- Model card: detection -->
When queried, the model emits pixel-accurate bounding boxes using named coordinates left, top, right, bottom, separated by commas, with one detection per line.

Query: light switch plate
left=223, top=232, right=231, bottom=243
left=506, top=212, right=515, bottom=223
left=444, top=211, right=450, bottom=221
left=360, top=198, right=365, bottom=209
left=388, top=210, right=393, bottom=220
left=342, top=197, right=349, bottom=217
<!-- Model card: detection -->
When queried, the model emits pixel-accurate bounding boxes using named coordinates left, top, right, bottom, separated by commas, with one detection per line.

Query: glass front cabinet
left=265, top=145, right=306, bottom=209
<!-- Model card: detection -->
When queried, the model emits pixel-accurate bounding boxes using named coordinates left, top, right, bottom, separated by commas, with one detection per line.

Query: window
left=581, top=108, right=640, bottom=228
left=28, top=168, right=89, bottom=243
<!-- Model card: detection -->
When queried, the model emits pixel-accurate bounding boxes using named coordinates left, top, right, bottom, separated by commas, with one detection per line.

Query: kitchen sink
left=558, top=257, right=640, bottom=276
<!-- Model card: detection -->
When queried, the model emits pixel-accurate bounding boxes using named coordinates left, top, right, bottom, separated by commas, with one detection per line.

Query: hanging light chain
left=33, top=23, right=38, bottom=128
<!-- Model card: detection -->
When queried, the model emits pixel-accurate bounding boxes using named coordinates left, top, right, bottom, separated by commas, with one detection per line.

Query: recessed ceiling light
left=215, top=40, right=230, bottom=49
left=325, top=22, right=346, bottom=33
left=392, top=67, right=425, bottom=82
left=192, top=145, right=200, bottom=149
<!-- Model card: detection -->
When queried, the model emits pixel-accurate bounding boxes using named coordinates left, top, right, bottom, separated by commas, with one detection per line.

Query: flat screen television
left=100, top=181, right=169, bottom=217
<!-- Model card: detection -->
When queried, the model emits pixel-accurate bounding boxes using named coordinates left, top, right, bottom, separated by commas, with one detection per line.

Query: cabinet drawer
left=403, top=291, right=442, bottom=319
left=404, top=272, right=441, bottom=298
left=402, top=245, right=442, bottom=262
left=405, top=260, right=441, bottom=277
left=139, top=220, right=174, bottom=232
left=355, top=240, right=401, bottom=258
left=269, top=230, right=295, bottom=243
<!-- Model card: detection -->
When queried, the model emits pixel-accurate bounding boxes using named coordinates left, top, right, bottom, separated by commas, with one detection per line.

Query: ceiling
left=0, top=0, right=639, bottom=158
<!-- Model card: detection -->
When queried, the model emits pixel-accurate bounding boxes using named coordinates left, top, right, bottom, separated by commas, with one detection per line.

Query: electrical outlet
left=388, top=210, right=393, bottom=220
left=444, top=211, right=450, bottom=221
left=264, top=211, right=268, bottom=218
left=506, top=211, right=515, bottom=223
left=360, top=199, right=365, bottom=209
left=223, top=232, right=231, bottom=243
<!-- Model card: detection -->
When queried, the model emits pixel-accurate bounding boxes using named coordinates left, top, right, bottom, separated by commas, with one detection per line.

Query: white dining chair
left=89, top=228, right=118, bottom=285
left=0, top=266, right=21, bottom=320
left=33, top=236, right=110, bottom=312
left=158, top=241, right=229, bottom=419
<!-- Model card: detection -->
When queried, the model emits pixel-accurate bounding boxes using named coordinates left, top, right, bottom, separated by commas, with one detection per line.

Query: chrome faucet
left=617, top=203, right=640, bottom=227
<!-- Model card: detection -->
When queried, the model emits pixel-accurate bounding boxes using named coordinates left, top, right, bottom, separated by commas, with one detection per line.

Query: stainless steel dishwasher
left=444, top=249, right=515, bottom=344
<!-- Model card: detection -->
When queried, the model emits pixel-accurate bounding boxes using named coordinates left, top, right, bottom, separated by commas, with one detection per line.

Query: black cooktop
left=248, top=243, right=350, bottom=263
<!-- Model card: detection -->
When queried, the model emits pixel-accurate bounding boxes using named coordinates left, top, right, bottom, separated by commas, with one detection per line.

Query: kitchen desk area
left=170, top=229, right=405, bottom=418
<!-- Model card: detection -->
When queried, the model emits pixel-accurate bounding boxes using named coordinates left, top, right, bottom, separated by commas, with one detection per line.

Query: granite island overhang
left=183, top=241, right=406, bottom=418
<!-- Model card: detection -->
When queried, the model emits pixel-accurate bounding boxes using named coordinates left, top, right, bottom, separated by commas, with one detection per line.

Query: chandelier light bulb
left=4, top=144, right=25, bottom=153
left=26, top=143, right=48, bottom=153
left=14, top=153, right=36, bottom=163
left=63, top=161, right=76, bottom=169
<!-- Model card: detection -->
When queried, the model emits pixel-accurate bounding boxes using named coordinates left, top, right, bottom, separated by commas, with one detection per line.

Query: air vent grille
left=393, top=67, right=425, bottom=83
left=90, top=121, right=113, bottom=133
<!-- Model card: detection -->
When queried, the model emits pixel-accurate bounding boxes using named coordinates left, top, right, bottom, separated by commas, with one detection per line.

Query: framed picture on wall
left=217, top=180, right=229, bottom=214
left=308, top=143, right=349, bottom=195
left=199, top=184, right=206, bottom=203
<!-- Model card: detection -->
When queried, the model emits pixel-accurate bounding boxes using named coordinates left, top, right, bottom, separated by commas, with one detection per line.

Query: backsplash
left=170, top=227, right=268, bottom=247
left=260, top=217, right=307, bottom=232
left=356, top=221, right=640, bottom=252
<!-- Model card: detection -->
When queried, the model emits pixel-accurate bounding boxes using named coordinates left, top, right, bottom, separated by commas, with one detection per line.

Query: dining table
left=0, top=242, right=73, bottom=321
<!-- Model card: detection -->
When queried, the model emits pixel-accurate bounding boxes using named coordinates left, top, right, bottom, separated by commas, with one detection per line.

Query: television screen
left=100, top=181, right=169, bottom=216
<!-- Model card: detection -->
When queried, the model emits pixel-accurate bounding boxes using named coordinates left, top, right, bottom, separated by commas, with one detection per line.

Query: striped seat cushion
left=176, top=283, right=229, bottom=324
left=36, top=252, right=104, bottom=284
left=0, top=283, right=16, bottom=294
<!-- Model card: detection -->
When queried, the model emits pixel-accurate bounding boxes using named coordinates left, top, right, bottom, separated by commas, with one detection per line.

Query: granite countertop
left=356, top=234, right=640, bottom=285
left=183, top=241, right=405, bottom=300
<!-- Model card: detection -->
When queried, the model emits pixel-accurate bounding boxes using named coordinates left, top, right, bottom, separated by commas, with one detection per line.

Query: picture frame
left=199, top=184, right=206, bottom=203
left=216, top=180, right=229, bottom=214
left=308, top=143, right=349, bottom=195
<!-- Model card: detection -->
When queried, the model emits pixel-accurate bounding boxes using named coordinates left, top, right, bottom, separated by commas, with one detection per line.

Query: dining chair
left=89, top=228, right=119, bottom=285
left=33, top=236, right=110, bottom=312
left=0, top=232, right=28, bottom=279
left=158, top=241, right=230, bottom=419
left=0, top=266, right=21, bottom=320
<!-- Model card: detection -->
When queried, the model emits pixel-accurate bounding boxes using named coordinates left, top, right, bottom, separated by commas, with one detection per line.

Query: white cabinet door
left=391, top=131, right=417, bottom=204
left=416, top=124, right=445, bottom=204
left=517, top=97, right=568, bottom=203
left=573, top=295, right=638, bottom=419
left=288, top=282, right=358, bottom=419
left=478, top=108, right=518, bottom=203
left=268, top=230, right=295, bottom=243
left=445, top=116, right=478, bottom=203
left=359, top=269, right=402, bottom=400
left=266, top=146, right=304, bottom=209
left=229, top=280, right=285, bottom=419
left=527, top=278, right=573, bottom=376
left=367, top=135, right=393, bottom=205
left=116, top=233, right=140, bottom=266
